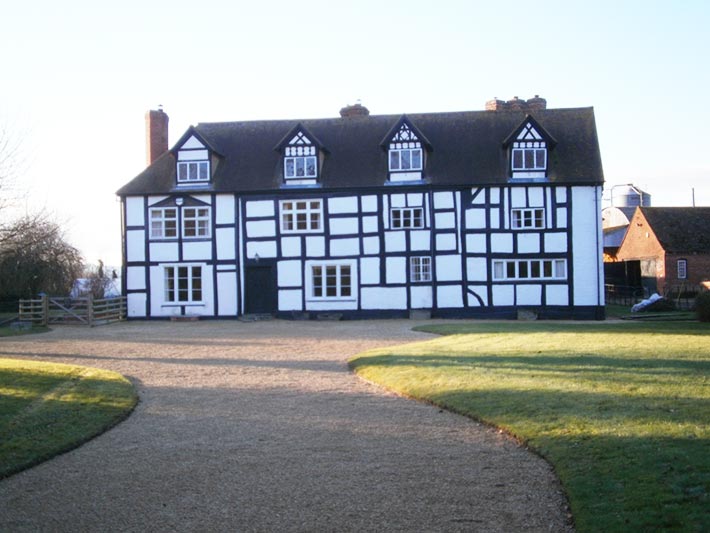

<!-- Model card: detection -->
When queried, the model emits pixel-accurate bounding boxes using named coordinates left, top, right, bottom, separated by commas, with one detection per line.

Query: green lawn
left=349, top=321, right=710, bottom=532
left=0, top=358, right=138, bottom=479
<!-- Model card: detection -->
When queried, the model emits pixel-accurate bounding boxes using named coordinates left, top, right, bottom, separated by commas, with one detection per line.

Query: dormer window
left=177, top=160, right=210, bottom=183
left=383, top=119, right=431, bottom=183
left=512, top=123, right=546, bottom=176
left=279, top=129, right=321, bottom=185
left=505, top=117, right=555, bottom=180
left=175, top=132, right=213, bottom=186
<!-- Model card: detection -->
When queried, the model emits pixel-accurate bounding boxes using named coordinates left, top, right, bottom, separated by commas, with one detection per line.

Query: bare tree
left=0, top=123, right=25, bottom=217
left=0, top=215, right=83, bottom=299
left=82, top=259, right=116, bottom=299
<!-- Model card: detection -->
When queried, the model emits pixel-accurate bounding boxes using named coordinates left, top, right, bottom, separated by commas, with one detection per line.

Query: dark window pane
left=524, top=150, right=535, bottom=169
left=401, top=150, right=411, bottom=170
left=519, top=262, right=529, bottom=278
left=411, top=149, right=422, bottom=169
left=507, top=262, right=516, bottom=278
left=390, top=151, right=400, bottom=170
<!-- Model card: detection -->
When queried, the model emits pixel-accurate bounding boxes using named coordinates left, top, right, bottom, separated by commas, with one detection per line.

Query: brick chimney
left=145, top=108, right=169, bottom=165
left=339, top=102, right=370, bottom=118
left=484, top=95, right=547, bottom=111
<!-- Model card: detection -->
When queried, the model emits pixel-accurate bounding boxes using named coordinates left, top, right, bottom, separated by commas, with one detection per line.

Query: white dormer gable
left=181, top=135, right=206, bottom=150
left=175, top=131, right=211, bottom=186
left=504, top=116, right=555, bottom=180
left=382, top=118, right=430, bottom=183
left=275, top=125, right=323, bottom=186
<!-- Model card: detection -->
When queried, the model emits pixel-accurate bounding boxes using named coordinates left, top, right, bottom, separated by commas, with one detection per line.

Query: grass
left=349, top=320, right=710, bottom=532
left=0, top=358, right=138, bottom=479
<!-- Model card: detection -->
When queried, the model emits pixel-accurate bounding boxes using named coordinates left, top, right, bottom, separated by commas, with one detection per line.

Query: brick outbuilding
left=616, top=207, right=710, bottom=295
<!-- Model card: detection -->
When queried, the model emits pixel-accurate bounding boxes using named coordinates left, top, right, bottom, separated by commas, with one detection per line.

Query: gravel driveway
left=0, top=320, right=572, bottom=532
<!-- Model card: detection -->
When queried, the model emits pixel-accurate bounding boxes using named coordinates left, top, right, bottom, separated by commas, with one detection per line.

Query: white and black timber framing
left=118, top=106, right=605, bottom=320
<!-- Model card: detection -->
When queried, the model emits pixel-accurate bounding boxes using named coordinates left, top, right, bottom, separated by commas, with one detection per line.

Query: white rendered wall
left=125, top=197, right=144, bottom=226
left=215, top=194, right=235, bottom=225
left=127, top=293, right=147, bottom=317
left=126, top=266, right=146, bottom=290
left=217, top=272, right=238, bottom=316
left=572, top=186, right=603, bottom=305
left=149, top=242, right=179, bottom=262
left=216, top=228, right=236, bottom=260
left=410, top=285, right=432, bottom=308
left=361, top=287, right=407, bottom=309
left=126, top=230, right=145, bottom=262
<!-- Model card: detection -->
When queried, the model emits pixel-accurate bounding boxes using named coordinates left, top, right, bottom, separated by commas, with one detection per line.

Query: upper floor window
left=512, top=144, right=546, bottom=171
left=285, top=155, right=317, bottom=178
left=677, top=259, right=688, bottom=279
left=385, top=120, right=428, bottom=182
left=182, top=207, right=211, bottom=238
left=281, top=200, right=322, bottom=233
left=389, top=146, right=422, bottom=171
left=150, top=208, right=178, bottom=239
left=283, top=131, right=318, bottom=182
left=391, top=207, right=424, bottom=229
left=511, top=208, right=545, bottom=229
left=175, top=132, right=214, bottom=186
left=164, top=265, right=202, bottom=303
left=507, top=120, right=553, bottom=179
left=177, top=160, right=210, bottom=183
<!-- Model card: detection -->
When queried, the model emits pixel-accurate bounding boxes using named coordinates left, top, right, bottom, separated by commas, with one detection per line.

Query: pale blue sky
left=1, top=0, right=708, bottom=265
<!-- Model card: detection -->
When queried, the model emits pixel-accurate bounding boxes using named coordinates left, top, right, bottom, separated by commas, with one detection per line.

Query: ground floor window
left=164, top=265, right=202, bottom=303
left=410, top=256, right=432, bottom=282
left=492, top=258, right=566, bottom=280
left=311, top=263, right=352, bottom=298
left=677, top=259, right=687, bottom=279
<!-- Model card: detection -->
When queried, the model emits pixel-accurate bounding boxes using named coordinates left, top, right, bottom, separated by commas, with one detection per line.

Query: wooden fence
left=19, top=295, right=126, bottom=327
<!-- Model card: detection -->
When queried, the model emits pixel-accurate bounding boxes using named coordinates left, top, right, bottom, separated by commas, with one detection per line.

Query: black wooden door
left=245, top=266, right=276, bottom=314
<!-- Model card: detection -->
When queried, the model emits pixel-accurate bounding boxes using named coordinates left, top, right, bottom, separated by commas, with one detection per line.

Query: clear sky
left=1, top=0, right=708, bottom=266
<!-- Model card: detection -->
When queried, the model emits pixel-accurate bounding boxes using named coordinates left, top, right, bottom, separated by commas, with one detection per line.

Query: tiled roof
left=640, top=207, right=710, bottom=253
left=117, top=107, right=604, bottom=195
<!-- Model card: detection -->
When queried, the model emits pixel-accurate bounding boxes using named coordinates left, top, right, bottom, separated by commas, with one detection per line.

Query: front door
left=245, top=266, right=277, bottom=314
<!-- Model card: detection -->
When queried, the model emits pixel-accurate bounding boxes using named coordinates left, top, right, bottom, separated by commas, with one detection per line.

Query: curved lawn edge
left=0, top=358, right=138, bottom=479
left=349, top=322, right=710, bottom=532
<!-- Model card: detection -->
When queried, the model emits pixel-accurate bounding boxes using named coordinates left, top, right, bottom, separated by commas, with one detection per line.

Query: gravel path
left=0, top=320, right=572, bottom=532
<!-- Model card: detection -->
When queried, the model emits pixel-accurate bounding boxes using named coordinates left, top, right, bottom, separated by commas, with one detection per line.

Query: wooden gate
left=19, top=295, right=126, bottom=326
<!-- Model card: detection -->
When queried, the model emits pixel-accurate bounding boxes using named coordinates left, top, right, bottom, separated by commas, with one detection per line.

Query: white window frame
left=410, top=256, right=432, bottom=282
left=389, top=147, right=423, bottom=171
left=511, top=208, right=545, bottom=229
left=390, top=207, right=425, bottom=229
left=512, top=144, right=547, bottom=171
left=280, top=200, right=322, bottom=233
left=492, top=259, right=567, bottom=281
left=285, top=156, right=317, bottom=179
left=677, top=259, right=688, bottom=279
left=177, top=160, right=210, bottom=183
left=309, top=262, right=354, bottom=300
left=182, top=207, right=211, bottom=239
left=149, top=207, right=178, bottom=239
left=163, top=265, right=203, bottom=304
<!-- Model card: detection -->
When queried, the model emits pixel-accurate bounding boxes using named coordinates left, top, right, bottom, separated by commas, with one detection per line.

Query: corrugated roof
left=117, top=107, right=604, bottom=196
left=639, top=207, right=710, bottom=253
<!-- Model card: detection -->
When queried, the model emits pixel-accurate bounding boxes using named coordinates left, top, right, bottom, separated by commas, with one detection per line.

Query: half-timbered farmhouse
left=117, top=97, right=605, bottom=320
